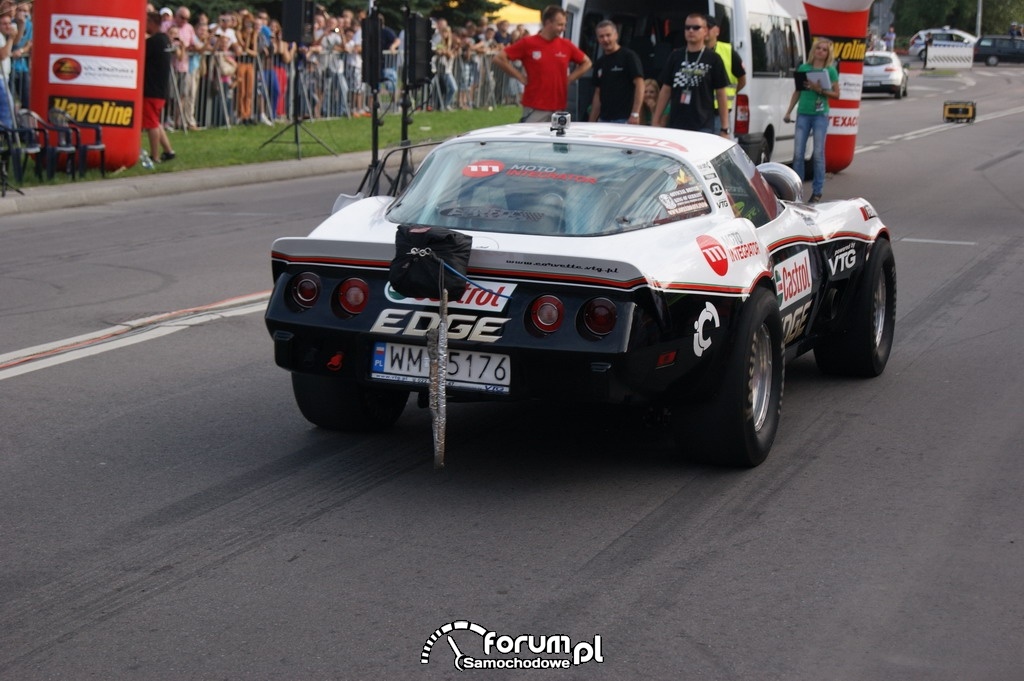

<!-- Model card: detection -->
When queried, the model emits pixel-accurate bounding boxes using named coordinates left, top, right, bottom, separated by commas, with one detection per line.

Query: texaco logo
left=54, top=18, right=74, bottom=40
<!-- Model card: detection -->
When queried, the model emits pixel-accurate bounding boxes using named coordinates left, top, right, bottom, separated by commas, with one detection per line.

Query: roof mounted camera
left=551, top=112, right=571, bottom=136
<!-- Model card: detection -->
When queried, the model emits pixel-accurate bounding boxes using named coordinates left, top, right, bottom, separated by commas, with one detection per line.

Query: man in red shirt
left=493, top=5, right=592, bottom=122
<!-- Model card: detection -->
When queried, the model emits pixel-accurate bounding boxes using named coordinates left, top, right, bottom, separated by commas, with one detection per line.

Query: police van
left=563, top=0, right=806, bottom=164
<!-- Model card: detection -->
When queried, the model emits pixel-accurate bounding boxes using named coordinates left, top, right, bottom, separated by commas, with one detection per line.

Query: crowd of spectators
left=1, top=1, right=31, bottom=128
left=0, top=0, right=540, bottom=133
left=146, top=2, right=534, bottom=130
left=1, top=1, right=534, bottom=132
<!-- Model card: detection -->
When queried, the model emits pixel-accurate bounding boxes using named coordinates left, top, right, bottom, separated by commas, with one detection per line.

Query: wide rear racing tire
left=815, top=238, right=897, bottom=377
left=674, top=287, right=785, bottom=468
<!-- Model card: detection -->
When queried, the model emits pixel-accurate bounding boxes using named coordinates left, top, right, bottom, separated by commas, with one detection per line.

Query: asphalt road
left=2, top=67, right=1023, bottom=680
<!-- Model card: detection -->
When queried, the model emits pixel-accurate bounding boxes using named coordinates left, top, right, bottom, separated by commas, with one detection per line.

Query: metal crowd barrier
left=922, top=45, right=975, bottom=69
left=160, top=51, right=524, bottom=131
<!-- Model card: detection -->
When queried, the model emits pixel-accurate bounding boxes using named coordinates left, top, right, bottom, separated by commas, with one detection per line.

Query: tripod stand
left=357, top=6, right=429, bottom=197
left=357, top=79, right=388, bottom=196
left=0, top=130, right=25, bottom=198
left=260, top=53, right=336, bottom=159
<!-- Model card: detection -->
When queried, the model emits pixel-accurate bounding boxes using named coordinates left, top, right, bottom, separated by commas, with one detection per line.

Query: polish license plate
left=864, top=81, right=880, bottom=88
left=370, top=342, right=511, bottom=394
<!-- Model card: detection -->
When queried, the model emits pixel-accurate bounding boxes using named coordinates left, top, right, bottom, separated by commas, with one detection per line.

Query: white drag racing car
left=265, top=120, right=896, bottom=467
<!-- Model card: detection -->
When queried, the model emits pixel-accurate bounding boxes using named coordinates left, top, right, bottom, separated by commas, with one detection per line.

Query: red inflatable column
left=30, top=1, right=146, bottom=171
left=803, top=0, right=871, bottom=174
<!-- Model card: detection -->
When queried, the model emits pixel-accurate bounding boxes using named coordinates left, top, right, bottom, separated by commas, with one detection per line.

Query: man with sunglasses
left=653, top=13, right=730, bottom=136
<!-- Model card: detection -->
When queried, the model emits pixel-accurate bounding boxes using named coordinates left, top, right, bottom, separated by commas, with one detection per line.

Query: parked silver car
left=861, top=51, right=909, bottom=98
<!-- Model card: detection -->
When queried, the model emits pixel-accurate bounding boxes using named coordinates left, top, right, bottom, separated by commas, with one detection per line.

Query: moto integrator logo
left=421, top=621, right=604, bottom=671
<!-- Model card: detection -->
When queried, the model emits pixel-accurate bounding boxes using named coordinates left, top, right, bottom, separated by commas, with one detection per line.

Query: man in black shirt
left=143, top=12, right=175, bottom=162
left=654, top=13, right=729, bottom=135
left=588, top=20, right=644, bottom=124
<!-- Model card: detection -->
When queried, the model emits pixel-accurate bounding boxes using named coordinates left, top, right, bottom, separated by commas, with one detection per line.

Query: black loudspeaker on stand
left=281, top=0, right=313, bottom=45
left=358, top=7, right=433, bottom=197
left=261, top=0, right=336, bottom=159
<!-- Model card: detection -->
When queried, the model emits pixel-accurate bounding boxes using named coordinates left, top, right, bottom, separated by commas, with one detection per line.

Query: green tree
left=894, top=0, right=1024, bottom=34
left=893, top=0, right=961, bottom=35
left=429, top=0, right=506, bottom=27
left=976, top=0, right=1024, bottom=33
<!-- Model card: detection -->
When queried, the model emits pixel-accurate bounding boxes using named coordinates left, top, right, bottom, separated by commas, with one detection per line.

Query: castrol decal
left=773, top=251, right=813, bottom=308
left=385, top=280, right=517, bottom=312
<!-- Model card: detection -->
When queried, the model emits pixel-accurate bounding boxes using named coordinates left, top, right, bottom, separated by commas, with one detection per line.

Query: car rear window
left=387, top=140, right=713, bottom=236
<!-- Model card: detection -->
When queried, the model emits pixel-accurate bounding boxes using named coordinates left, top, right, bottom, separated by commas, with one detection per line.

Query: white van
left=563, top=0, right=806, bottom=164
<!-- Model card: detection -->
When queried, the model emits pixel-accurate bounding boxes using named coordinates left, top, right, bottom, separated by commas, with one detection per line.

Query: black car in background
left=974, top=35, right=1024, bottom=65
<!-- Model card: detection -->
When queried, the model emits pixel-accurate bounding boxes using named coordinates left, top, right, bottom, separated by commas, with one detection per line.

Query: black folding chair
left=0, top=125, right=25, bottom=196
left=3, top=112, right=44, bottom=184
left=50, top=107, right=106, bottom=178
left=22, top=109, right=77, bottom=180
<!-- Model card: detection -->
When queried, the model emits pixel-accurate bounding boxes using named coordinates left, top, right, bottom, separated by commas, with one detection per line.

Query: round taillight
left=290, top=272, right=321, bottom=309
left=337, top=278, right=370, bottom=315
left=530, top=295, right=564, bottom=334
left=583, top=297, right=617, bottom=336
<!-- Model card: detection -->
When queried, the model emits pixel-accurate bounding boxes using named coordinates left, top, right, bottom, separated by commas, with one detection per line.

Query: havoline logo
left=49, top=96, right=135, bottom=128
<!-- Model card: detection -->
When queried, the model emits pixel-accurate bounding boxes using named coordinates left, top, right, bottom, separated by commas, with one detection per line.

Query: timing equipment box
left=943, top=101, right=976, bottom=123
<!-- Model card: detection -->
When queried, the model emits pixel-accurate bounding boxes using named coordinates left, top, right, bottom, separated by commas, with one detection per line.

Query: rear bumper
left=268, top=324, right=712, bottom=405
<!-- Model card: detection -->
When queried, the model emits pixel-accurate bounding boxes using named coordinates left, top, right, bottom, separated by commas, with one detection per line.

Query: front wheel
left=815, top=238, right=897, bottom=377
left=291, top=373, right=408, bottom=431
left=673, top=287, right=785, bottom=467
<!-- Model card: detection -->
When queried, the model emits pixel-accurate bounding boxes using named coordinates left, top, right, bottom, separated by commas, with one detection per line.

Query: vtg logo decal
left=828, top=243, right=857, bottom=276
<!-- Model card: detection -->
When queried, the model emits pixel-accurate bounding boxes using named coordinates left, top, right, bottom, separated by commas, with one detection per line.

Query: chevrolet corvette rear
left=265, top=122, right=896, bottom=467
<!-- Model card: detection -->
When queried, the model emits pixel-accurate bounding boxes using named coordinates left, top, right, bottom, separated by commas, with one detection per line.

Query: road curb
left=0, top=150, right=374, bottom=217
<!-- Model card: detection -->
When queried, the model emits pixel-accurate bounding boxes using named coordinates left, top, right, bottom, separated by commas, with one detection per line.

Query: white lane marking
left=13, top=93, right=1018, bottom=380
left=856, top=105, right=1024, bottom=153
left=900, top=237, right=977, bottom=246
left=0, top=294, right=269, bottom=381
left=0, top=326, right=184, bottom=380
